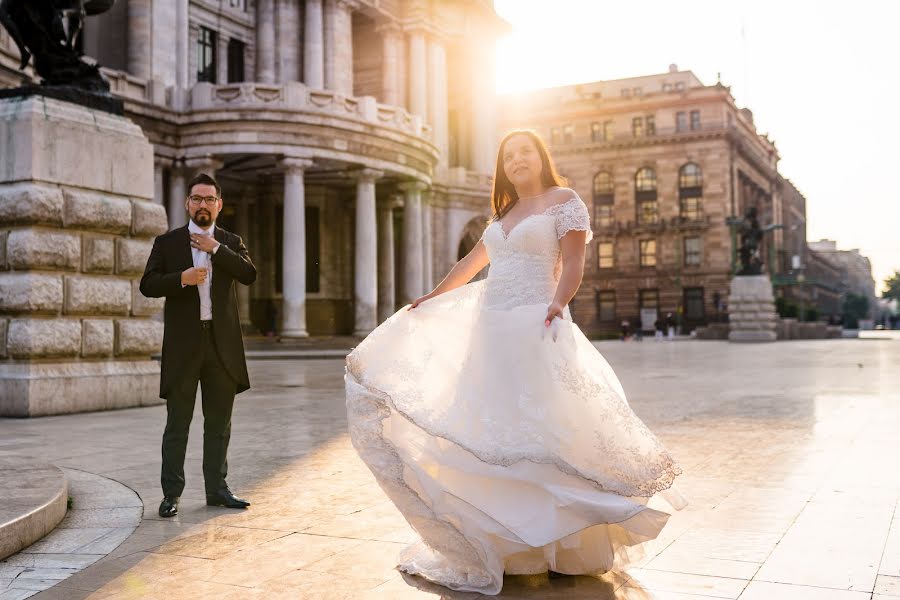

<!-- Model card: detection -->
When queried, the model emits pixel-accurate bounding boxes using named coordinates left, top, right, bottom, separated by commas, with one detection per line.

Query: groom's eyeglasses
left=189, top=195, right=219, bottom=206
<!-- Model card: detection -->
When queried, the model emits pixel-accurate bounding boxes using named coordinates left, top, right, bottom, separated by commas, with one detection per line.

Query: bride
left=345, top=129, right=684, bottom=595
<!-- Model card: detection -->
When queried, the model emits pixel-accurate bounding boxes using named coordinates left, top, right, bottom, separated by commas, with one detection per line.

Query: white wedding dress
left=345, top=189, right=683, bottom=595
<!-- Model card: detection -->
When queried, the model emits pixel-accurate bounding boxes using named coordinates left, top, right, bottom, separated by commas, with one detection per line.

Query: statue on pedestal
left=737, top=206, right=764, bottom=276
left=0, top=0, right=117, bottom=92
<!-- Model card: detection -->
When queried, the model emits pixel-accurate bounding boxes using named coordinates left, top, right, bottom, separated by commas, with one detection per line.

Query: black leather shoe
left=158, top=496, right=179, bottom=518
left=206, top=488, right=250, bottom=509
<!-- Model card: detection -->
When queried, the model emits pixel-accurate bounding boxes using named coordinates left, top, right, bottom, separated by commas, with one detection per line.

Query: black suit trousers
left=161, top=326, right=237, bottom=497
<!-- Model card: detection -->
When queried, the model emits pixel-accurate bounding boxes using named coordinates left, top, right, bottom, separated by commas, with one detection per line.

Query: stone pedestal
left=0, top=96, right=166, bottom=417
left=727, top=275, right=777, bottom=343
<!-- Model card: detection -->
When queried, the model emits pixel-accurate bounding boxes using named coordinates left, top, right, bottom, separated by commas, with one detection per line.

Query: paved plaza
left=2, top=336, right=900, bottom=599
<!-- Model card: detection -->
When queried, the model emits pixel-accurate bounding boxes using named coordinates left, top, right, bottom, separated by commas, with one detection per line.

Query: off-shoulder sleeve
left=553, top=194, right=593, bottom=244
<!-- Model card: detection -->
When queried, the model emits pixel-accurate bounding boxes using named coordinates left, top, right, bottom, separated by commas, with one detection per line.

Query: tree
left=884, top=271, right=900, bottom=301
left=842, top=293, right=870, bottom=329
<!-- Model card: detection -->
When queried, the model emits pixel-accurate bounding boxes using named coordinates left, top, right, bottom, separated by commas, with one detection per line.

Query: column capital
left=277, top=157, right=315, bottom=174
left=380, top=193, right=404, bottom=210
left=353, top=168, right=384, bottom=183
left=398, top=180, right=428, bottom=193
left=328, top=0, right=361, bottom=11
left=184, top=155, right=225, bottom=175
left=374, top=19, right=402, bottom=36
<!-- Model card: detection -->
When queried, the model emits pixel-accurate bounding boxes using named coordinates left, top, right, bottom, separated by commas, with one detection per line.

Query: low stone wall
left=0, top=95, right=166, bottom=416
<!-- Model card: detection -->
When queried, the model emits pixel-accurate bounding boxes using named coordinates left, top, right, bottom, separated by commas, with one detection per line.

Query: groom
left=140, top=173, right=257, bottom=518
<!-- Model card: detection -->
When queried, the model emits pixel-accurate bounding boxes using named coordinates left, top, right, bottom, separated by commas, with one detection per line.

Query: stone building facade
left=499, top=66, right=783, bottom=336
left=0, top=0, right=507, bottom=337
left=776, top=178, right=842, bottom=319
left=808, top=239, right=877, bottom=319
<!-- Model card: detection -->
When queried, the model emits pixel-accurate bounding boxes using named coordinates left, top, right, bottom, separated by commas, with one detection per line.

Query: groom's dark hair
left=188, top=172, right=221, bottom=197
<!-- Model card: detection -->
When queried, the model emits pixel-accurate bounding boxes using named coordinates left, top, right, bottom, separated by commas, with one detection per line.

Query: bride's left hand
left=544, top=301, right=564, bottom=327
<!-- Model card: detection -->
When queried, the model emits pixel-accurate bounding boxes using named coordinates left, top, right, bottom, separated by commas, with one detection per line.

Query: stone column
left=234, top=196, right=253, bottom=329
left=153, top=157, right=166, bottom=206
left=470, top=44, right=496, bottom=173
left=175, top=0, right=190, bottom=91
left=353, top=169, right=383, bottom=335
left=303, top=0, right=325, bottom=88
left=377, top=194, right=400, bottom=322
left=127, top=0, right=152, bottom=80
left=399, top=181, right=426, bottom=304
left=421, top=190, right=433, bottom=291
left=276, top=0, right=300, bottom=82
left=324, top=0, right=355, bottom=94
left=217, top=33, right=229, bottom=85
left=256, top=0, right=277, bottom=84
left=427, top=37, right=449, bottom=164
left=278, top=158, right=314, bottom=338
left=378, top=23, right=402, bottom=105
left=407, top=29, right=427, bottom=118
left=167, top=163, right=187, bottom=230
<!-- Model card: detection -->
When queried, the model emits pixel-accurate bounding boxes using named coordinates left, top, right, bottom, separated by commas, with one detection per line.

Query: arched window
left=679, top=163, right=703, bottom=221
left=634, top=167, right=658, bottom=225
left=592, top=171, right=614, bottom=228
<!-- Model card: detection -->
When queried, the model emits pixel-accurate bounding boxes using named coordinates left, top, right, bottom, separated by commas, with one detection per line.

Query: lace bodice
left=481, top=191, right=592, bottom=311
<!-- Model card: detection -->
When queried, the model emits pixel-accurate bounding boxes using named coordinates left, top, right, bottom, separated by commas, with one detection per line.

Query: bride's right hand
left=408, top=292, right=436, bottom=310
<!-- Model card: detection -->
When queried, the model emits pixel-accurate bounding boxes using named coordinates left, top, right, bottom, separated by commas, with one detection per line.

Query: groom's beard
left=192, top=210, right=212, bottom=227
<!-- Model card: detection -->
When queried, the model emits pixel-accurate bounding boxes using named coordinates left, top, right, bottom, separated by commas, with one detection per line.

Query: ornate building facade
left=499, top=66, right=785, bottom=336
left=0, top=0, right=507, bottom=336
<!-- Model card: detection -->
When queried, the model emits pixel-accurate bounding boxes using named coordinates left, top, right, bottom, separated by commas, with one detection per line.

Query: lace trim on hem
left=345, top=357, right=682, bottom=499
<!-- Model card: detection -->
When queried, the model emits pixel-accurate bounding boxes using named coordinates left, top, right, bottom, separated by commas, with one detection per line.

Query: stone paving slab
left=0, top=469, right=141, bottom=599
left=0, top=339, right=898, bottom=598
left=0, top=458, right=67, bottom=562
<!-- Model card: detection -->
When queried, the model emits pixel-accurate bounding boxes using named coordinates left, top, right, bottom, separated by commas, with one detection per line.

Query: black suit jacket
left=140, top=225, right=257, bottom=399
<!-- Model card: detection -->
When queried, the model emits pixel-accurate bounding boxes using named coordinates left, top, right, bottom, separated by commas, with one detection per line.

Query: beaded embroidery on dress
left=345, top=188, right=684, bottom=595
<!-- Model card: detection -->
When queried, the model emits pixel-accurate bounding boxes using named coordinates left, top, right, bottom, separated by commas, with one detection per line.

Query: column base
left=353, top=328, right=373, bottom=337
left=280, top=329, right=310, bottom=339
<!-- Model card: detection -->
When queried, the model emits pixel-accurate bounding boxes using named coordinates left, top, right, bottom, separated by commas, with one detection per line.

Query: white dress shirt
left=188, top=220, right=217, bottom=321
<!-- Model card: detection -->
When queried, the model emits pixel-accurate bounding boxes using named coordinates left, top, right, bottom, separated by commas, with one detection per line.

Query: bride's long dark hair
left=490, top=128, right=568, bottom=221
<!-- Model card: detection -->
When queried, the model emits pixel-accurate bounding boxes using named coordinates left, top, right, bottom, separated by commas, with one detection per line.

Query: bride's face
left=502, top=134, right=543, bottom=188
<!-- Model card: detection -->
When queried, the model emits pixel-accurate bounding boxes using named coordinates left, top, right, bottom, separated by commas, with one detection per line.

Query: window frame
left=690, top=109, right=701, bottom=130
left=683, top=287, right=705, bottom=320
left=598, top=241, right=614, bottom=269
left=197, top=26, right=218, bottom=84
left=639, top=238, right=657, bottom=268
left=596, top=290, right=616, bottom=321
left=676, top=111, right=687, bottom=132
left=684, top=236, right=702, bottom=267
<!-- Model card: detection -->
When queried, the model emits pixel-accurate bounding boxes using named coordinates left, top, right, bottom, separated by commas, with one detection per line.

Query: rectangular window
left=684, top=287, right=705, bottom=320
left=684, top=236, right=702, bottom=267
left=639, top=239, right=657, bottom=267
left=639, top=288, right=659, bottom=309
left=603, top=120, right=615, bottom=141
left=306, top=206, right=321, bottom=292
left=637, top=199, right=658, bottom=225
left=227, top=39, right=245, bottom=83
left=621, top=88, right=631, bottom=97
left=676, top=111, right=687, bottom=132
left=596, top=290, right=616, bottom=321
left=690, top=110, right=701, bottom=130
left=680, top=195, right=703, bottom=221
left=632, top=117, right=643, bottom=138
left=595, top=205, right=614, bottom=228
left=563, top=124, right=574, bottom=144
left=550, top=127, right=561, bottom=145
left=591, top=122, right=602, bottom=142
left=598, top=241, right=614, bottom=269
left=675, top=81, right=685, bottom=91
left=662, top=83, right=672, bottom=92
left=645, top=115, right=656, bottom=136
left=197, top=27, right=217, bottom=83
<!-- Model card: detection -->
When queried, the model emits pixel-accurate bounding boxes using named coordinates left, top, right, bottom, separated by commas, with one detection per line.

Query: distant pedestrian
left=666, top=312, right=675, bottom=340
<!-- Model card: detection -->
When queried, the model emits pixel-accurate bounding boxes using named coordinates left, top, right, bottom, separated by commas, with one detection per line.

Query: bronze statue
left=737, top=206, right=764, bottom=276
left=0, top=0, right=117, bottom=91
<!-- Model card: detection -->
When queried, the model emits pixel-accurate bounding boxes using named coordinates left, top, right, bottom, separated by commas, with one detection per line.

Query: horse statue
left=0, top=0, right=117, bottom=91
